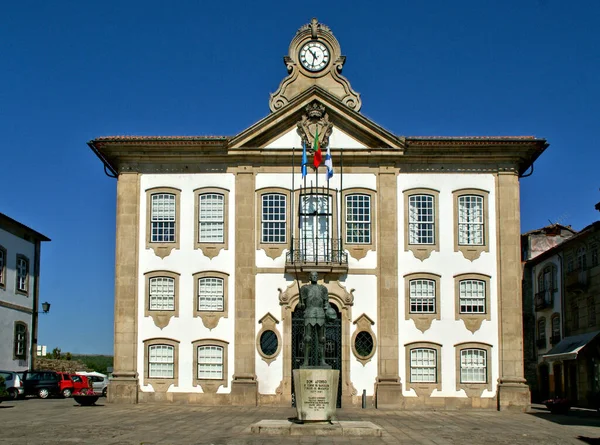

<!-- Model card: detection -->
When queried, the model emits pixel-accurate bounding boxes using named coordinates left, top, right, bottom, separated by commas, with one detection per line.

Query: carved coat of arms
left=297, top=102, right=333, bottom=149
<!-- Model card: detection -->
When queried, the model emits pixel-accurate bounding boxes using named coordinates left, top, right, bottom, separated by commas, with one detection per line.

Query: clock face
left=299, top=41, right=330, bottom=72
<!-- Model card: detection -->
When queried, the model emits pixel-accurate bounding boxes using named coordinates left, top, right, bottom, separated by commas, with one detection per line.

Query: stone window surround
left=256, top=313, right=282, bottom=365
left=14, top=321, right=28, bottom=360
left=341, top=188, right=377, bottom=261
left=351, top=313, right=376, bottom=366
left=192, top=338, right=229, bottom=392
left=537, top=264, right=558, bottom=293
left=194, top=187, right=230, bottom=259
left=143, top=337, right=180, bottom=392
left=145, top=187, right=181, bottom=259
left=454, top=273, right=491, bottom=333
left=404, top=272, right=441, bottom=333
left=537, top=317, right=546, bottom=340
left=455, top=342, right=493, bottom=395
left=404, top=341, right=442, bottom=394
left=144, top=270, right=180, bottom=329
left=15, top=254, right=29, bottom=296
left=452, top=188, right=489, bottom=261
left=403, top=188, right=440, bottom=261
left=0, top=244, right=6, bottom=288
left=193, top=270, right=229, bottom=330
left=256, top=187, right=291, bottom=260
left=551, top=313, right=560, bottom=338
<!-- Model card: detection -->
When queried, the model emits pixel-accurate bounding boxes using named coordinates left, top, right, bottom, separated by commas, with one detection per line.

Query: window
left=192, top=339, right=229, bottom=391
left=199, top=193, right=224, bottom=242
left=194, top=187, right=229, bottom=258
left=454, top=274, right=491, bottom=333
left=457, top=195, right=483, bottom=245
left=589, top=297, right=596, bottom=327
left=405, top=342, right=442, bottom=392
left=538, top=318, right=546, bottom=340
left=346, top=194, right=371, bottom=244
left=591, top=244, right=598, bottom=268
left=410, top=348, right=436, bottom=383
left=14, top=322, right=27, bottom=360
left=261, top=193, right=287, bottom=244
left=146, top=187, right=181, bottom=258
left=149, top=277, right=175, bottom=310
left=576, top=247, right=587, bottom=271
left=404, top=189, right=439, bottom=260
left=404, top=273, right=441, bottom=332
left=459, top=280, right=486, bottom=314
left=409, top=279, right=435, bottom=313
left=408, top=195, right=434, bottom=244
left=151, top=193, right=176, bottom=242
left=198, top=277, right=224, bottom=311
left=566, top=256, right=574, bottom=273
left=551, top=315, right=560, bottom=344
left=538, top=265, right=557, bottom=292
left=197, top=345, right=223, bottom=379
left=453, top=189, right=489, bottom=261
left=143, top=338, right=179, bottom=388
left=16, top=255, right=29, bottom=294
left=148, top=345, right=174, bottom=378
left=144, top=271, right=179, bottom=329
left=460, top=349, right=487, bottom=383
left=193, top=271, right=229, bottom=329
left=0, top=245, right=6, bottom=288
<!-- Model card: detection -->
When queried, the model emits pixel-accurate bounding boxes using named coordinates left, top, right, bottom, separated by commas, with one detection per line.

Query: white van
left=76, top=371, right=108, bottom=396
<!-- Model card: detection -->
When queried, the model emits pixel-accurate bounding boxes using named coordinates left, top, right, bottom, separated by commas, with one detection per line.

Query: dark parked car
left=0, top=371, right=25, bottom=400
left=22, top=371, right=61, bottom=399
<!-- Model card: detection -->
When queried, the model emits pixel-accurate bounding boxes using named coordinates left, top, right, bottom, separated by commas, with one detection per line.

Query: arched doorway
left=291, top=303, right=342, bottom=408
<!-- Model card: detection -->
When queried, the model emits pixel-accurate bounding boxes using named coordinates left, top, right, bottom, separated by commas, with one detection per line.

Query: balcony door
left=299, top=194, right=332, bottom=263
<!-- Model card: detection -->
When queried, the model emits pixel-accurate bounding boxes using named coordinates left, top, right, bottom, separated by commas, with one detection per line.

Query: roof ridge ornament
left=269, top=18, right=361, bottom=113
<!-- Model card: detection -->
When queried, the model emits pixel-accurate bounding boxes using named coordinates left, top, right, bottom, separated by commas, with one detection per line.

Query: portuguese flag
left=313, top=129, right=322, bottom=168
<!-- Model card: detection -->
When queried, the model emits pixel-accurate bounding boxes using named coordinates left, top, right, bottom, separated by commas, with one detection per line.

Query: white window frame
left=459, top=280, right=486, bottom=314
left=410, top=348, right=437, bottom=383
left=261, top=193, right=287, bottom=244
left=150, top=193, right=176, bottom=243
left=149, top=277, right=175, bottom=311
left=199, top=193, right=225, bottom=243
left=345, top=194, right=371, bottom=244
left=14, top=322, right=27, bottom=359
left=408, top=194, right=435, bottom=244
left=409, top=279, right=436, bottom=314
left=16, top=256, right=28, bottom=293
left=457, top=195, right=484, bottom=245
left=460, top=349, right=487, bottom=383
left=198, top=277, right=224, bottom=312
left=0, top=246, right=5, bottom=287
left=148, top=345, right=175, bottom=378
left=197, top=345, right=224, bottom=379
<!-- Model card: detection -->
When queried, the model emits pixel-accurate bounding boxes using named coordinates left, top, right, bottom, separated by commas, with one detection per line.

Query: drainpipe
left=30, top=239, right=41, bottom=371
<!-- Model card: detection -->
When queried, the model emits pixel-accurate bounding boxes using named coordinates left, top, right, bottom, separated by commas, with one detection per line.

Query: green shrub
left=0, top=376, right=8, bottom=402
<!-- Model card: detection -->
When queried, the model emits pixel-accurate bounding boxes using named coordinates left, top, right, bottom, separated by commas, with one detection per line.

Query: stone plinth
left=250, top=420, right=383, bottom=437
left=293, top=368, right=339, bottom=422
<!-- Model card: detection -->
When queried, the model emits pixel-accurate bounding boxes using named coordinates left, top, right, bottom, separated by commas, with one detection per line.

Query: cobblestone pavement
left=1, top=398, right=600, bottom=445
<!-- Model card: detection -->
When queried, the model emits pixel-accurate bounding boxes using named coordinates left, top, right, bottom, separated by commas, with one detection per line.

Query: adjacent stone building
left=0, top=212, right=50, bottom=371
left=89, top=19, right=547, bottom=410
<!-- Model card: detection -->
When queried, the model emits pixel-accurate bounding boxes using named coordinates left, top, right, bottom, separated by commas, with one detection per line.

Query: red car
left=70, top=374, right=92, bottom=395
left=56, top=372, right=75, bottom=398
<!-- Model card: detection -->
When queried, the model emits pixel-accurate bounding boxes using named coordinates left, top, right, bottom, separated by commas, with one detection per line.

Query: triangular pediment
left=228, top=86, right=404, bottom=150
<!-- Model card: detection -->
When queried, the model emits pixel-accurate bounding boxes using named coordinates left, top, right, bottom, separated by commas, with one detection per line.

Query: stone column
left=231, top=167, right=258, bottom=405
left=496, top=171, right=530, bottom=411
left=109, top=172, right=140, bottom=404
left=375, top=167, right=403, bottom=408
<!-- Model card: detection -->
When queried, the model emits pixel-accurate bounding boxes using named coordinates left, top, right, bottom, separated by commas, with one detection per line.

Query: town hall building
left=89, top=19, right=548, bottom=410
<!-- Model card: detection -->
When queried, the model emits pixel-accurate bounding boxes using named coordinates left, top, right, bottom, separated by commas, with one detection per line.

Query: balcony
left=535, top=290, right=553, bottom=311
left=536, top=338, right=547, bottom=349
left=285, top=238, right=348, bottom=274
left=566, top=269, right=588, bottom=292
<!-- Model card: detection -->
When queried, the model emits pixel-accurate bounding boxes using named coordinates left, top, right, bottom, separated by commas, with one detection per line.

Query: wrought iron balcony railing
left=285, top=238, right=348, bottom=274
left=535, top=290, right=552, bottom=311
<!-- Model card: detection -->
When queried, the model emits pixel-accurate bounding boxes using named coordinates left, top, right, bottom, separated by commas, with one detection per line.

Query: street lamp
left=40, top=301, right=50, bottom=314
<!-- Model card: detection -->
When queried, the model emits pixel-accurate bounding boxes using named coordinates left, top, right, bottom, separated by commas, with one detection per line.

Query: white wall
left=397, top=173, right=498, bottom=398
left=265, top=126, right=366, bottom=149
left=137, top=174, right=236, bottom=393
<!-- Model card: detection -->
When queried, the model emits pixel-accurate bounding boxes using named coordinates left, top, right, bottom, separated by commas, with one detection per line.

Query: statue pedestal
left=293, top=368, right=339, bottom=422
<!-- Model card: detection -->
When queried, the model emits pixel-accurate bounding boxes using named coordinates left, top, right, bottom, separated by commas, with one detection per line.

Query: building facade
left=0, top=213, right=50, bottom=371
left=90, top=19, right=547, bottom=410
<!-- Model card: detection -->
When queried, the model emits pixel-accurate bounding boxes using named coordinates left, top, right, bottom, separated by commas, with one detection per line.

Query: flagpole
left=291, top=146, right=295, bottom=257
left=340, top=147, right=343, bottom=254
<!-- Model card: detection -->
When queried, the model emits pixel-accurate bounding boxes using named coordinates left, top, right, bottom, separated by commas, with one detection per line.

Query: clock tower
left=269, top=18, right=362, bottom=113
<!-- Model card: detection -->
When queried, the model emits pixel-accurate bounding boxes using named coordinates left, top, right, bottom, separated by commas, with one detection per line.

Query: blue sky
left=1, top=1, right=598, bottom=354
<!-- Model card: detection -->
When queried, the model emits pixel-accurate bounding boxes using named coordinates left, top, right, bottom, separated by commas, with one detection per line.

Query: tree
left=51, top=347, right=61, bottom=360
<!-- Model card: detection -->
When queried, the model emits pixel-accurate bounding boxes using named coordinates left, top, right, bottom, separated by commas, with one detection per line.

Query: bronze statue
left=298, top=271, right=336, bottom=367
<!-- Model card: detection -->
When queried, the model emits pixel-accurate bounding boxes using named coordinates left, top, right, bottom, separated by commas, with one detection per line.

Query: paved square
left=1, top=398, right=599, bottom=444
